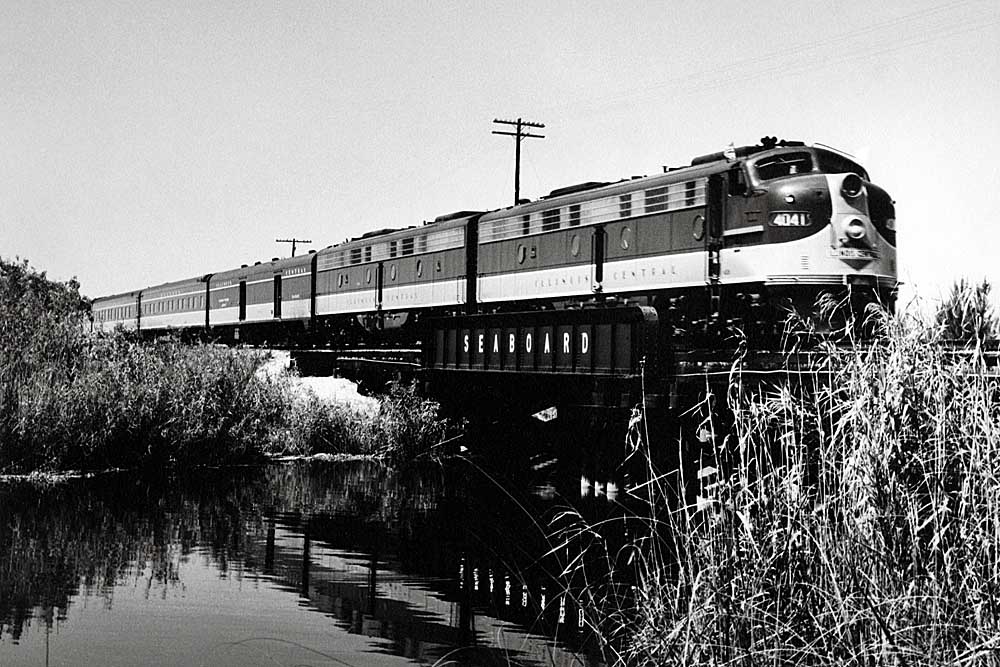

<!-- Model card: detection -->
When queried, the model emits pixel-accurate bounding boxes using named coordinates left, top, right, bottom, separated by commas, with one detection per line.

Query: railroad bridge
left=289, top=303, right=795, bottom=444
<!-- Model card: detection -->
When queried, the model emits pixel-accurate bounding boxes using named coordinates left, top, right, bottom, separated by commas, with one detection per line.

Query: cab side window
left=728, top=166, right=748, bottom=196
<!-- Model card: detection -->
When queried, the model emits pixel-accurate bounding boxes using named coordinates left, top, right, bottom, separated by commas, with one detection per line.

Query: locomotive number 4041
left=770, top=212, right=811, bottom=227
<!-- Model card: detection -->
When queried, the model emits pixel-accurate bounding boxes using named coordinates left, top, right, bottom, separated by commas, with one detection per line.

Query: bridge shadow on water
left=0, top=424, right=653, bottom=666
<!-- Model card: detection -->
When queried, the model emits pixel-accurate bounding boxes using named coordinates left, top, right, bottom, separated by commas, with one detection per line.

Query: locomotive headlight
left=845, top=218, right=866, bottom=240
left=886, top=218, right=896, bottom=231
left=841, top=174, right=864, bottom=198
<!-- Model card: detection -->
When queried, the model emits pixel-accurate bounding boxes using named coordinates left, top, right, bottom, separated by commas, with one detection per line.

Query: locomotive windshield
left=751, top=149, right=870, bottom=182
left=816, top=152, right=869, bottom=180
left=753, top=152, right=813, bottom=181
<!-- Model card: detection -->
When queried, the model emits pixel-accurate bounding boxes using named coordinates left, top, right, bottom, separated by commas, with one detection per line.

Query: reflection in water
left=0, top=458, right=621, bottom=666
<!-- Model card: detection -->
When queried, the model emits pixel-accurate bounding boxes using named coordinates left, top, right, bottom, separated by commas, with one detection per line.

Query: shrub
left=1, top=331, right=292, bottom=471
left=363, top=381, right=459, bottom=464
left=278, top=381, right=459, bottom=464
left=0, top=258, right=458, bottom=472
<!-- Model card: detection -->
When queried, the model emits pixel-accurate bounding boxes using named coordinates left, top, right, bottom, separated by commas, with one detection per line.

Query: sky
left=3, top=0, right=999, bottom=310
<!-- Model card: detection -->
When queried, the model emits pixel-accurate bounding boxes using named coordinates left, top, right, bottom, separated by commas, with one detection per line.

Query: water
left=0, top=457, right=625, bottom=666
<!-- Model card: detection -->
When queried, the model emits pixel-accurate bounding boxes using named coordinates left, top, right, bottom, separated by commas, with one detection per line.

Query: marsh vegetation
left=564, top=286, right=1000, bottom=665
left=0, top=259, right=457, bottom=473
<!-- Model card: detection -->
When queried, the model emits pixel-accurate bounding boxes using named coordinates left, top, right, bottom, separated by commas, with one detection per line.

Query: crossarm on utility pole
left=492, top=117, right=545, bottom=205
left=276, top=238, right=312, bottom=257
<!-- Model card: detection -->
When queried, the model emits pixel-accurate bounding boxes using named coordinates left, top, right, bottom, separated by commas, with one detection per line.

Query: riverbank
left=0, top=258, right=458, bottom=474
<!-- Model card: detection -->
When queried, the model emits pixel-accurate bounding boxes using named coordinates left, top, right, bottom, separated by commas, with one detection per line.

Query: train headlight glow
left=841, top=174, right=863, bottom=198
left=769, top=212, right=810, bottom=227
left=845, top=218, right=866, bottom=240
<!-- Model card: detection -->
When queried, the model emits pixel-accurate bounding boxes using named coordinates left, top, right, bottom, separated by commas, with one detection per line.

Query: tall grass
left=936, top=278, right=998, bottom=346
left=279, top=381, right=462, bottom=465
left=564, top=296, right=1000, bottom=665
left=3, top=333, right=292, bottom=471
left=0, top=259, right=457, bottom=473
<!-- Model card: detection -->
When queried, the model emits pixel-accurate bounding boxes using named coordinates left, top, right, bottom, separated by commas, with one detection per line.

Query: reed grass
left=936, top=278, right=998, bottom=345
left=562, top=290, right=1000, bottom=665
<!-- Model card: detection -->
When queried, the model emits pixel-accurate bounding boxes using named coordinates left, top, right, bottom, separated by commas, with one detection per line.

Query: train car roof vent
left=241, top=264, right=248, bottom=268
left=308, top=249, right=316, bottom=254
left=631, top=175, right=644, bottom=180
left=254, top=261, right=262, bottom=266
left=433, top=210, right=484, bottom=223
left=544, top=181, right=609, bottom=199
left=271, top=257, right=279, bottom=262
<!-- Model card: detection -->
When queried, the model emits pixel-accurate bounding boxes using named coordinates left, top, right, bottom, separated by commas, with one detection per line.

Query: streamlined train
left=92, top=138, right=897, bottom=356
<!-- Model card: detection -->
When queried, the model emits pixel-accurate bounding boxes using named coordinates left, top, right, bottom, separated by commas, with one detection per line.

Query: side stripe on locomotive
left=381, top=279, right=465, bottom=309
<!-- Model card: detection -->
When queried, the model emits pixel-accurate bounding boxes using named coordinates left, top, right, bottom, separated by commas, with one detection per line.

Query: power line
left=492, top=117, right=545, bottom=206
left=536, top=0, right=994, bottom=118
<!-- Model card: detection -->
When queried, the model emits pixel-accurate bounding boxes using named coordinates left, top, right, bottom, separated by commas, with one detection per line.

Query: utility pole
left=276, top=237, right=311, bottom=257
left=492, top=117, right=545, bottom=205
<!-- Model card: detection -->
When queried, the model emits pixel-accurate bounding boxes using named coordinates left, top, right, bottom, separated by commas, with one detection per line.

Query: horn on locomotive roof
left=760, top=136, right=804, bottom=149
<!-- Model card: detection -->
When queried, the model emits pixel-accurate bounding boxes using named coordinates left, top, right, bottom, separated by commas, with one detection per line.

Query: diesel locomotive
left=93, top=138, right=897, bottom=360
